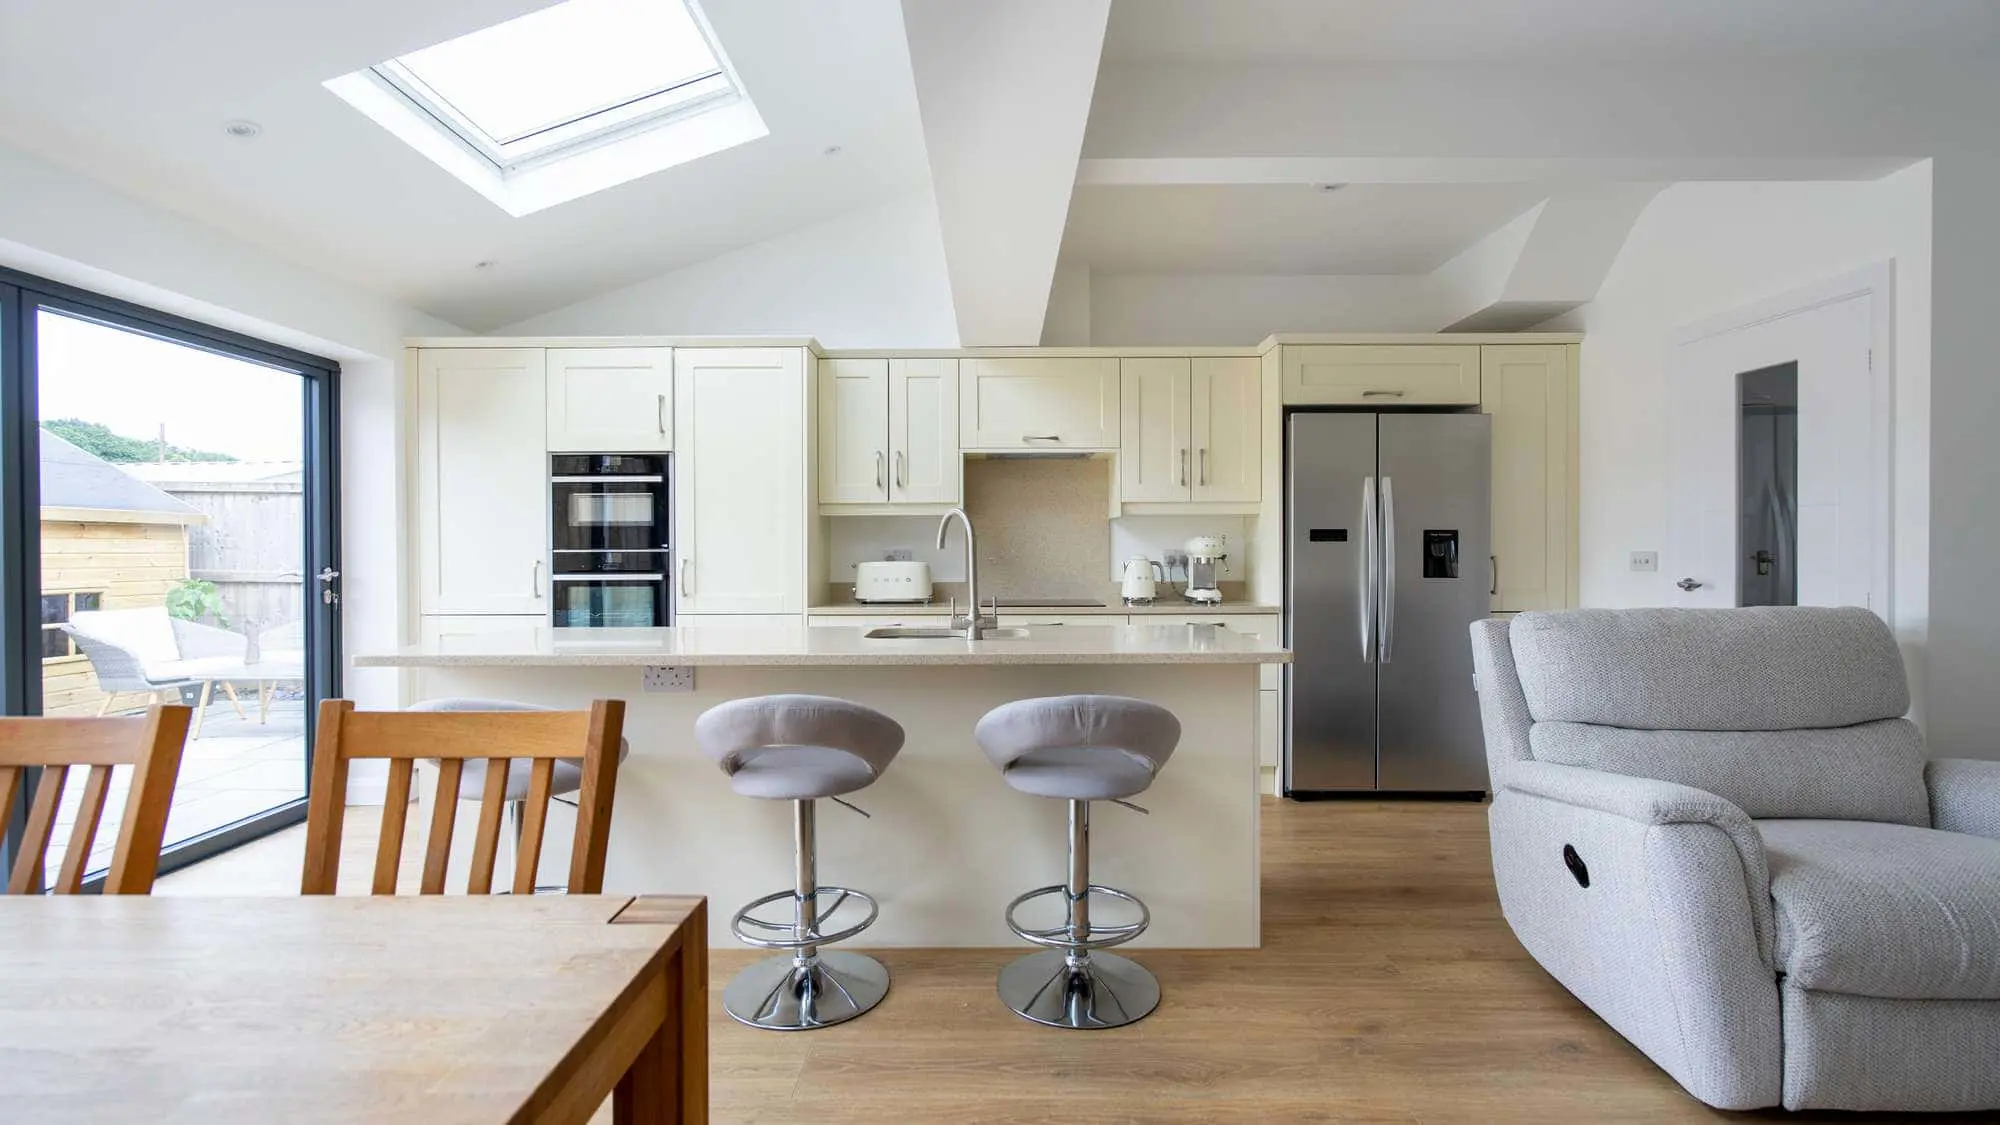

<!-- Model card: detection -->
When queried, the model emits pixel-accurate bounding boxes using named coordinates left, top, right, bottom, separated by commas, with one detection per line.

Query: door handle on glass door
left=1360, top=477, right=1377, bottom=661
left=1379, top=476, right=1396, bottom=663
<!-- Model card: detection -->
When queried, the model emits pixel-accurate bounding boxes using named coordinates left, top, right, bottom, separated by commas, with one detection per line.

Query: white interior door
left=1669, top=285, right=1884, bottom=611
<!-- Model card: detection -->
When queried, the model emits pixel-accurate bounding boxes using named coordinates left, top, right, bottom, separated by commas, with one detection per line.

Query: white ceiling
left=0, top=0, right=932, bottom=330
left=1061, top=183, right=1549, bottom=275
left=1103, top=0, right=2000, bottom=63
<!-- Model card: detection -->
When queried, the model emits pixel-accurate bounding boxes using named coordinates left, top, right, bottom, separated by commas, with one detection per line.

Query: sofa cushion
left=1758, top=819, right=2000, bottom=1000
left=1530, top=719, right=1930, bottom=826
left=1509, top=607, right=1908, bottom=730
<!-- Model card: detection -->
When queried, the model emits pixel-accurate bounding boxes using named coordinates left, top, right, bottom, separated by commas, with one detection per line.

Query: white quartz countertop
left=354, top=623, right=1292, bottom=668
left=807, top=601, right=1282, bottom=617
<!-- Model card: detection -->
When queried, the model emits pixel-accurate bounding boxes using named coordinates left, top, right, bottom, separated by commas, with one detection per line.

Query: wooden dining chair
left=0, top=705, right=193, bottom=895
left=302, top=699, right=626, bottom=896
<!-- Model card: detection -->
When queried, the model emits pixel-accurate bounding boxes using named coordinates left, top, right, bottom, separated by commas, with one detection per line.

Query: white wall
left=1557, top=166, right=1931, bottom=717
left=497, top=193, right=959, bottom=347
left=0, top=137, right=461, bottom=793
left=1088, top=273, right=1441, bottom=345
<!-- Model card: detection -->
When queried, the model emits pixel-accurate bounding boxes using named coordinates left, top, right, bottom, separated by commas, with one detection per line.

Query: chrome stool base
left=724, top=951, right=889, bottom=1031
left=997, top=950, right=1159, bottom=1030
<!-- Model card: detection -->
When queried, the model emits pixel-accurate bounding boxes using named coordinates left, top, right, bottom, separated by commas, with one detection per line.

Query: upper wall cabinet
left=960, top=357, right=1119, bottom=450
left=417, top=348, right=550, bottom=615
left=1482, top=344, right=1577, bottom=613
left=819, top=357, right=961, bottom=507
left=675, top=348, right=807, bottom=615
left=1283, top=345, right=1481, bottom=406
left=546, top=347, right=673, bottom=452
left=1118, top=356, right=1261, bottom=506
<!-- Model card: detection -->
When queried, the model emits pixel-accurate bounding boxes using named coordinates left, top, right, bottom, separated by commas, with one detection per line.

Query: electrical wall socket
left=884, top=547, right=915, bottom=562
left=1629, top=550, right=1660, bottom=573
left=641, top=665, right=694, bottom=693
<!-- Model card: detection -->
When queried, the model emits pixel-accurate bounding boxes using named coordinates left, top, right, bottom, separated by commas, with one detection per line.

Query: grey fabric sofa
left=1470, top=607, right=2000, bottom=1112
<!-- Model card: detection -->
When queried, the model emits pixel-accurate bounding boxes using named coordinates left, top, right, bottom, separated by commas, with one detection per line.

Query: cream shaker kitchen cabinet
left=417, top=348, right=550, bottom=615
left=888, top=358, right=961, bottom=504
left=818, top=358, right=891, bottom=504
left=960, top=357, right=1119, bottom=450
left=545, top=346, right=672, bottom=452
left=1118, top=356, right=1260, bottom=504
left=1482, top=344, right=1578, bottom=612
left=1282, top=344, right=1481, bottom=405
left=674, top=348, right=807, bottom=615
left=819, top=357, right=961, bottom=507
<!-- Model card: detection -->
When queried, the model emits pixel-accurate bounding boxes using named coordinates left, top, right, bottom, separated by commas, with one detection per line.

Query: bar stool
left=408, top=698, right=630, bottom=893
left=975, top=695, right=1181, bottom=1030
left=696, top=694, right=905, bottom=1030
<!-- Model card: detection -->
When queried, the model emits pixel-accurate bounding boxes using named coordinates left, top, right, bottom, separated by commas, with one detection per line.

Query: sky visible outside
left=35, top=310, right=303, bottom=462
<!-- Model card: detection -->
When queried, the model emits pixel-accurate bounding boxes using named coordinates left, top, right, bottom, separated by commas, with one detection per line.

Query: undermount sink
left=864, top=626, right=1032, bottom=640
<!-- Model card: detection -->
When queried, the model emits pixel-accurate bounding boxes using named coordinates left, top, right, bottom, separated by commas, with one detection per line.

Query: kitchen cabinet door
left=545, top=347, right=672, bottom=453
left=675, top=348, right=807, bottom=615
left=1482, top=344, right=1577, bottom=612
left=1191, top=356, right=1261, bottom=503
left=1119, top=358, right=1193, bottom=502
left=889, top=358, right=961, bottom=504
left=1282, top=345, right=1481, bottom=405
left=960, top=357, right=1119, bottom=449
left=418, top=348, right=549, bottom=615
left=818, top=358, right=889, bottom=504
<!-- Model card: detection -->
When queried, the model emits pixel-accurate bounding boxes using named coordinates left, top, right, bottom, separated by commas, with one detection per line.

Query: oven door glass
left=553, top=579, right=666, bottom=628
left=552, top=481, right=664, bottom=552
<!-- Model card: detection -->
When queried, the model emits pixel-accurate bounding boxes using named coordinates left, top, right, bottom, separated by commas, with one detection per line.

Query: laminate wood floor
left=161, top=798, right=1977, bottom=1124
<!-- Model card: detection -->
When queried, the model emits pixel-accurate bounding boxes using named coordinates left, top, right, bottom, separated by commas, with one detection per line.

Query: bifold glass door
left=0, top=270, right=341, bottom=885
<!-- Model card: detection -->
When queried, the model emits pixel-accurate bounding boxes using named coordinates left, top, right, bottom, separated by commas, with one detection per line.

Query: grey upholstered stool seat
left=976, top=695, right=1180, bottom=1030
left=407, top=697, right=632, bottom=892
left=696, top=694, right=905, bottom=1031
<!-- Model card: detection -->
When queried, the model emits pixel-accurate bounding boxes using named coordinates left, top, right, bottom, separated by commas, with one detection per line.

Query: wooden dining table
left=0, top=893, right=707, bottom=1124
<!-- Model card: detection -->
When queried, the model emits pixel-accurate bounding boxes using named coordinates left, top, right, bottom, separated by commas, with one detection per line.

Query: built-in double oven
left=550, top=453, right=672, bottom=628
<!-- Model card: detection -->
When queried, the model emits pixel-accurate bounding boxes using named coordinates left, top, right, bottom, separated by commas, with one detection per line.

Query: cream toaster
left=854, top=560, right=933, bottom=603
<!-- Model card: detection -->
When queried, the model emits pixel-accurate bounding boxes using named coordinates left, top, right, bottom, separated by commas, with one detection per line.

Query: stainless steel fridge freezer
left=1284, top=411, right=1492, bottom=796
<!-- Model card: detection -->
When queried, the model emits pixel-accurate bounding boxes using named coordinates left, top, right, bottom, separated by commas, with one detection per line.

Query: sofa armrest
left=1927, top=757, right=2000, bottom=840
left=1499, top=758, right=1774, bottom=969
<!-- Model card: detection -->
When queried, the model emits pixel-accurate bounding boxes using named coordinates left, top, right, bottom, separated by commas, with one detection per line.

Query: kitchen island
left=355, top=622, right=1289, bottom=948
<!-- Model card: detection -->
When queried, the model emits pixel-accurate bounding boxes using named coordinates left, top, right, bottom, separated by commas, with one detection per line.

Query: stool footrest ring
left=1004, top=883, right=1151, bottom=951
left=731, top=885, right=879, bottom=950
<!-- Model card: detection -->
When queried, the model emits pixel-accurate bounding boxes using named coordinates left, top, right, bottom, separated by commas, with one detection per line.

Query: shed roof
left=40, top=431, right=203, bottom=522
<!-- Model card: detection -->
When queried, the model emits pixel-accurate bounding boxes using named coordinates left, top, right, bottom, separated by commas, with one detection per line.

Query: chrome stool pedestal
left=997, top=797, right=1158, bottom=1029
left=723, top=798, right=888, bottom=1030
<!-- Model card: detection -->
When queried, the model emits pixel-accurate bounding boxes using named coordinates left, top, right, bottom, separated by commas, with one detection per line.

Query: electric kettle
left=1121, top=555, right=1165, bottom=605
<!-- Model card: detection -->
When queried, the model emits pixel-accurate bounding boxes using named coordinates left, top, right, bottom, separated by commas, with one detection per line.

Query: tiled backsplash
left=823, top=456, right=1251, bottom=598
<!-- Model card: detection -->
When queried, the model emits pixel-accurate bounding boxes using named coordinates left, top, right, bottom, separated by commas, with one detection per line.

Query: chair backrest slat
left=301, top=699, right=625, bottom=897
left=420, top=758, right=463, bottom=895
left=0, top=706, right=190, bottom=896
left=465, top=757, right=511, bottom=895
left=372, top=758, right=415, bottom=895
left=512, top=758, right=556, bottom=896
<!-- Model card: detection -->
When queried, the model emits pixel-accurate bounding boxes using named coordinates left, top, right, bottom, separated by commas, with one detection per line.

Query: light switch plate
left=1629, top=551, right=1659, bottom=573
left=642, top=665, right=694, bottom=693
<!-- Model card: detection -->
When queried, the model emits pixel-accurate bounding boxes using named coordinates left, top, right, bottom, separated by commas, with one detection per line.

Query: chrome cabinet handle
left=532, top=560, right=543, bottom=598
left=1179, top=449, right=1188, bottom=486
left=1361, top=389, right=1406, bottom=398
left=1022, top=434, right=1061, bottom=443
left=680, top=557, right=692, bottom=598
left=1360, top=477, right=1376, bottom=661
left=875, top=450, right=884, bottom=490
left=895, top=450, right=906, bottom=489
left=1490, top=555, right=1499, bottom=597
left=1677, top=577, right=1704, bottom=591
left=1199, top=448, right=1208, bottom=486
left=656, top=393, right=667, bottom=435
left=1380, top=477, right=1396, bottom=663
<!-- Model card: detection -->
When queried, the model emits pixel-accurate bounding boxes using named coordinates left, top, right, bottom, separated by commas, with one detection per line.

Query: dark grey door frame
left=0, top=266, right=342, bottom=883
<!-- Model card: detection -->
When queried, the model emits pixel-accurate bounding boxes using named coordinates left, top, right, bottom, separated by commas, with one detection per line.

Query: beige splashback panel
left=963, top=457, right=1110, bottom=601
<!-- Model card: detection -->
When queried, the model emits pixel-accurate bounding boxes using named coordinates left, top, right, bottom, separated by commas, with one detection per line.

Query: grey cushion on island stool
left=695, top=694, right=905, bottom=800
left=408, top=698, right=630, bottom=800
left=976, top=695, right=1181, bottom=800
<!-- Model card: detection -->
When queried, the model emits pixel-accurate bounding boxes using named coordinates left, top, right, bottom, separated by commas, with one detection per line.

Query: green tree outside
left=42, top=418, right=236, bottom=463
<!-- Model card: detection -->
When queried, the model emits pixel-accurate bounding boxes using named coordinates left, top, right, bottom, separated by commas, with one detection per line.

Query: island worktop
left=354, top=622, right=1292, bottom=668
left=365, top=621, right=1281, bottom=949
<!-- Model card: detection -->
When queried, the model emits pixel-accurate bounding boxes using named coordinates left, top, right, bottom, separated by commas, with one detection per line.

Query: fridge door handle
left=1379, top=476, right=1396, bottom=663
left=1360, top=476, right=1377, bottom=661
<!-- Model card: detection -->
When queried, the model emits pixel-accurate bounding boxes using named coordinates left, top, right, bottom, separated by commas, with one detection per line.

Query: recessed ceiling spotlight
left=474, top=260, right=498, bottom=270
left=222, top=119, right=263, bottom=139
left=822, top=145, right=843, bottom=157
left=1314, top=182, right=1346, bottom=193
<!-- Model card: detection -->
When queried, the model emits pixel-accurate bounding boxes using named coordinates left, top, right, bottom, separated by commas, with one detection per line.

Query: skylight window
left=327, top=0, right=765, bottom=215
